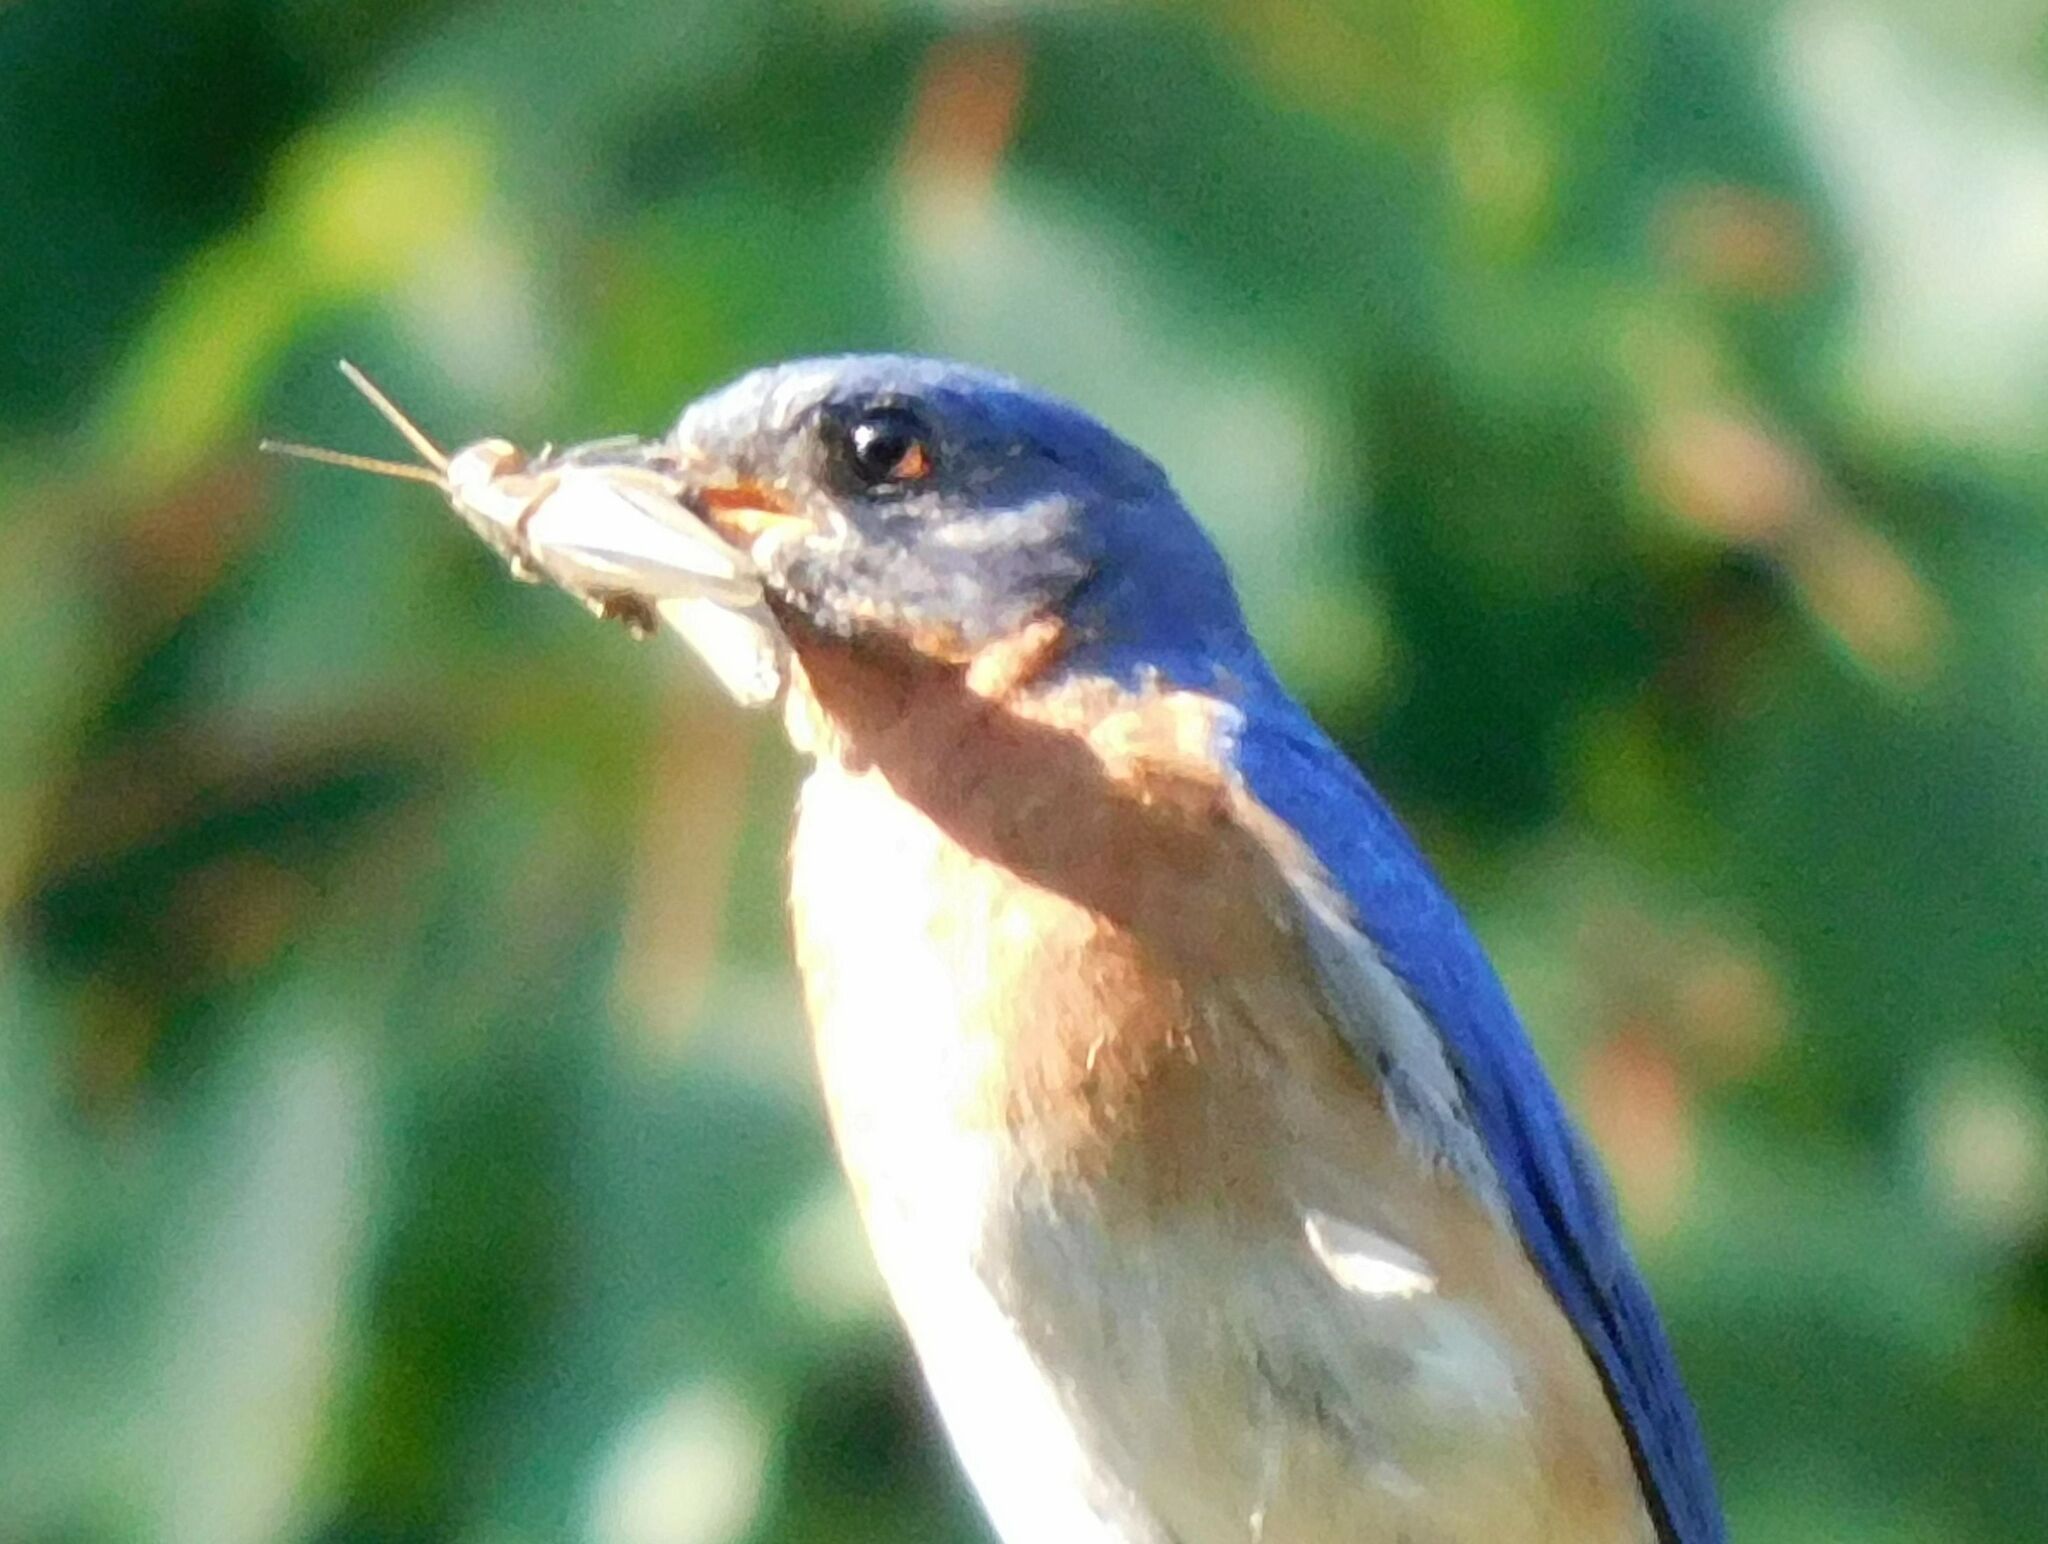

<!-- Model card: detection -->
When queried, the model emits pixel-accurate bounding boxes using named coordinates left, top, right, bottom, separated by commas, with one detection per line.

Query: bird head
left=661, top=355, right=1254, bottom=696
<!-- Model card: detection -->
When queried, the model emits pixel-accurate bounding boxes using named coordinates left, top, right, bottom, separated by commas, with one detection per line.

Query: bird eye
left=836, top=404, right=934, bottom=490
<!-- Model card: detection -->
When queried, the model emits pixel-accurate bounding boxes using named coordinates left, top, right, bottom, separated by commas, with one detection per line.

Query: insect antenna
left=336, top=359, right=450, bottom=472
left=258, top=359, right=456, bottom=486
left=256, top=439, right=446, bottom=484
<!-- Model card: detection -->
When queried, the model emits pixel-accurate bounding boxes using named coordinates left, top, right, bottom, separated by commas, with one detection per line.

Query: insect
left=261, top=361, right=790, bottom=706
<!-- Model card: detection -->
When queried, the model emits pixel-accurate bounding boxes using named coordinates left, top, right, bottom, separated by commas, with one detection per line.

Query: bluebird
left=639, top=355, right=1727, bottom=1544
left=304, top=354, right=1724, bottom=1543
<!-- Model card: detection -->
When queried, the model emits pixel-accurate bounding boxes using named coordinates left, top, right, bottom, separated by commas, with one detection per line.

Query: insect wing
left=655, top=593, right=788, bottom=707
left=520, top=466, right=761, bottom=606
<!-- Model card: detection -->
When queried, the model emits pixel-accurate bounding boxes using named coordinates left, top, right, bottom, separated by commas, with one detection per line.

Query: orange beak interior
left=697, top=482, right=812, bottom=545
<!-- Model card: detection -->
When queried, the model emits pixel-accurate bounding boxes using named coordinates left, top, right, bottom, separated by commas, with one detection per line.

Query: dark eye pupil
left=844, top=408, right=929, bottom=486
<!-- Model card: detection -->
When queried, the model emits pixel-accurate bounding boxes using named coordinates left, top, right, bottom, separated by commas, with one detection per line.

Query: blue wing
left=1232, top=688, right=1725, bottom=1544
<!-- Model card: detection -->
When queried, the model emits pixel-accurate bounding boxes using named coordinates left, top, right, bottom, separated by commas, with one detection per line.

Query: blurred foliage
left=2, top=0, right=2047, bottom=1541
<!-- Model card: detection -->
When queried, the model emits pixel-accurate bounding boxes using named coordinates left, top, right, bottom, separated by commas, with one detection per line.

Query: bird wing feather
left=1229, top=695, right=1725, bottom=1544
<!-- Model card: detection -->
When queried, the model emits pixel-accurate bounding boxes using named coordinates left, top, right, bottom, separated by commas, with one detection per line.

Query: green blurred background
left=3, top=0, right=2046, bottom=1540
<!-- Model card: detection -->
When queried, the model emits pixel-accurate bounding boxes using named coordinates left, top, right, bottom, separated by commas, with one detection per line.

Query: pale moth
left=262, top=361, right=788, bottom=706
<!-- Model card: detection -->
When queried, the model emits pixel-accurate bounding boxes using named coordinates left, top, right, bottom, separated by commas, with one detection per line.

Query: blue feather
left=1229, top=682, right=1726, bottom=1544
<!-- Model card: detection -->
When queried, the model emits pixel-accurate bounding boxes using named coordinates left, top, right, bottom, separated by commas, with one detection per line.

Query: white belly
left=855, top=1137, right=1175, bottom=1544
left=790, top=756, right=1165, bottom=1540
